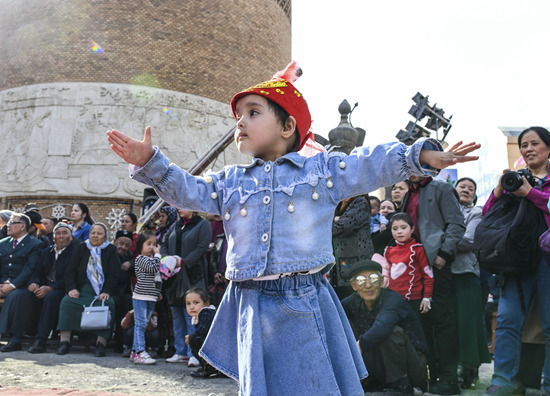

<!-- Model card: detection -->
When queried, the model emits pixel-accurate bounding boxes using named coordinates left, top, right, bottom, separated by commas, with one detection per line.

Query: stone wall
left=0, top=82, right=247, bottom=202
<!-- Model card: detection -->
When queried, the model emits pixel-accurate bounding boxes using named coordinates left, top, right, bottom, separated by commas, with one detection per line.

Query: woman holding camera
left=484, top=127, right=550, bottom=396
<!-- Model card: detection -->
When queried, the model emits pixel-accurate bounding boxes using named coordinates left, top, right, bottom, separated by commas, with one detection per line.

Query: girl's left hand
left=98, top=292, right=110, bottom=301
left=420, top=298, right=431, bottom=314
left=153, top=245, right=160, bottom=255
left=419, top=141, right=480, bottom=169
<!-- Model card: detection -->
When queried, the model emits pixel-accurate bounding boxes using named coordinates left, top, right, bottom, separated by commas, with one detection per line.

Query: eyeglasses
left=352, top=273, right=381, bottom=288
left=7, top=220, right=24, bottom=225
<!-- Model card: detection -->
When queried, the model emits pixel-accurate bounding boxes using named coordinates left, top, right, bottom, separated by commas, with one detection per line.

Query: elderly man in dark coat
left=1, top=222, right=80, bottom=353
left=341, top=260, right=428, bottom=395
left=0, top=213, right=44, bottom=348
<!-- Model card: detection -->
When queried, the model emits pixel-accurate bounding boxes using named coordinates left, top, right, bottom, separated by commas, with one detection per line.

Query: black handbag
left=164, top=267, right=191, bottom=306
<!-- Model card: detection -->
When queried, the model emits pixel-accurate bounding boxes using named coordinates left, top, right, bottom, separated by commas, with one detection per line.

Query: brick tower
left=0, top=0, right=291, bottom=232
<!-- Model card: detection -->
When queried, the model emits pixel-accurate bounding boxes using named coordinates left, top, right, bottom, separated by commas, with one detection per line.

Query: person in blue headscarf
left=56, top=223, right=121, bottom=357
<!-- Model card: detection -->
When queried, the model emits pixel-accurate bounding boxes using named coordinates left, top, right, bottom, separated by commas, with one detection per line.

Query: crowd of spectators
left=0, top=126, right=549, bottom=395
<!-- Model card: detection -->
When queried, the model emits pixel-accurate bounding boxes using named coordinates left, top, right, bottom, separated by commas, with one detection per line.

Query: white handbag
left=80, top=297, right=111, bottom=330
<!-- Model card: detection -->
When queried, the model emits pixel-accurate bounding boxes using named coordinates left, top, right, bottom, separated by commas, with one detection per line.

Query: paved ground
left=0, top=341, right=238, bottom=396
left=0, top=340, right=546, bottom=395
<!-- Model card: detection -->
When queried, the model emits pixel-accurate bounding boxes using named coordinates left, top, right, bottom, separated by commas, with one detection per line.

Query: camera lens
left=501, top=171, right=523, bottom=192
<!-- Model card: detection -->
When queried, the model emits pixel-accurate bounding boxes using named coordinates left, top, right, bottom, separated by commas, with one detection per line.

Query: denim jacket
left=131, top=138, right=441, bottom=281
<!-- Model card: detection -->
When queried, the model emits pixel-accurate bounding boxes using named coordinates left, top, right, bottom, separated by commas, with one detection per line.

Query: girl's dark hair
left=125, top=212, right=138, bottom=225
left=136, top=231, right=157, bottom=255
left=518, top=127, right=550, bottom=149
left=380, top=199, right=398, bottom=211
left=266, top=100, right=299, bottom=152
left=185, top=287, right=210, bottom=305
left=75, top=203, right=93, bottom=225
left=389, top=212, right=414, bottom=229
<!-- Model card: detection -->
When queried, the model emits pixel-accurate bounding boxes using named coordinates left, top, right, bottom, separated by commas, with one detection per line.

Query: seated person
left=341, top=260, right=428, bottom=394
left=39, top=217, right=56, bottom=246
left=24, top=210, right=50, bottom=248
left=1, top=222, right=80, bottom=353
left=112, top=230, right=135, bottom=352
left=55, top=223, right=120, bottom=357
left=120, top=309, right=161, bottom=359
left=0, top=213, right=44, bottom=348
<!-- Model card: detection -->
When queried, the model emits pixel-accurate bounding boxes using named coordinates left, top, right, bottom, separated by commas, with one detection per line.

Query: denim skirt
left=200, top=272, right=367, bottom=396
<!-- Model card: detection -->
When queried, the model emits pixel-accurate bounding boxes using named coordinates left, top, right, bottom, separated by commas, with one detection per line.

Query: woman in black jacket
left=56, top=223, right=120, bottom=357
left=331, top=195, right=374, bottom=299
left=161, top=209, right=211, bottom=365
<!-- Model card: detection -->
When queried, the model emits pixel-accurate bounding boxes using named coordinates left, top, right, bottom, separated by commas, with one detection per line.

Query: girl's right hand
left=106, top=126, right=156, bottom=167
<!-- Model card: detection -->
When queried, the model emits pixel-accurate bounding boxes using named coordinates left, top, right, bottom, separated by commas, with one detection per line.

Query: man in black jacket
left=112, top=230, right=135, bottom=354
left=341, top=260, right=428, bottom=395
left=1, top=222, right=79, bottom=353
left=0, top=213, right=44, bottom=350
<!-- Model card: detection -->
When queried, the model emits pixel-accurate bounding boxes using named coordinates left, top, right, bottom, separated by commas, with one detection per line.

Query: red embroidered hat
left=230, top=61, right=313, bottom=151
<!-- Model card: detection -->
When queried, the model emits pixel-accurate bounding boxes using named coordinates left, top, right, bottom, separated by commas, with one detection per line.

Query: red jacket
left=384, top=238, right=433, bottom=301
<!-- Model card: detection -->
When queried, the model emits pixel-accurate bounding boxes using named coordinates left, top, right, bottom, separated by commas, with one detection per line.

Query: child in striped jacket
left=130, top=231, right=163, bottom=365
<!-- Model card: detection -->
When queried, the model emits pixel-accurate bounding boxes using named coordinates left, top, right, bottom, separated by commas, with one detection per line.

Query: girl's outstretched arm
left=419, top=141, right=480, bottom=170
left=107, top=126, right=156, bottom=167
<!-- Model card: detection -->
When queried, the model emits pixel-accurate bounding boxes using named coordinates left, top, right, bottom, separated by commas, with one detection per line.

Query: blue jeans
left=171, top=306, right=195, bottom=357
left=132, top=299, right=156, bottom=353
left=492, top=259, right=550, bottom=392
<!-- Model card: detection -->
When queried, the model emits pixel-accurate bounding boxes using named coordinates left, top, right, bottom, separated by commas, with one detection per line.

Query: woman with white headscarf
left=56, top=223, right=120, bottom=357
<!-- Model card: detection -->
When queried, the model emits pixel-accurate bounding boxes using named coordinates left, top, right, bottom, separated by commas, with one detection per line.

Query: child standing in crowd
left=131, top=231, right=162, bottom=365
left=384, top=212, right=434, bottom=315
left=107, top=61, right=479, bottom=395
left=184, top=288, right=220, bottom=378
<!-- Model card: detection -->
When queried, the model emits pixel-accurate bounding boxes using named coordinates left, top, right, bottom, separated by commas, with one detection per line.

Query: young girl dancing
left=107, top=61, right=479, bottom=395
left=131, top=231, right=162, bottom=365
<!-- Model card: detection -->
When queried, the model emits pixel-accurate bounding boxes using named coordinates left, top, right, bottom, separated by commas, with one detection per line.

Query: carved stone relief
left=0, top=82, right=246, bottom=199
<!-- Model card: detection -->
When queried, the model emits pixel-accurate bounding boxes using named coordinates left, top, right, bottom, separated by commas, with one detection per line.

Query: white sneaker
left=188, top=356, right=200, bottom=367
left=166, top=353, right=188, bottom=363
left=133, top=351, right=157, bottom=365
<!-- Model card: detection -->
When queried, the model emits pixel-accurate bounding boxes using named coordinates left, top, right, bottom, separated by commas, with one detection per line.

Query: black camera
left=500, top=169, right=536, bottom=192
